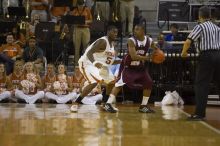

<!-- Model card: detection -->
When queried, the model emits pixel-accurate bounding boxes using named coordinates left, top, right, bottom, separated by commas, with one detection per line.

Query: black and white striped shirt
left=188, top=21, right=220, bottom=51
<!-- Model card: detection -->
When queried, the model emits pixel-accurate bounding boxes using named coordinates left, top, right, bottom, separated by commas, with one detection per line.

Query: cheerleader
left=8, top=60, right=24, bottom=102
left=15, top=62, right=44, bottom=104
left=71, top=66, right=85, bottom=94
left=45, top=64, right=77, bottom=104
left=42, top=64, right=56, bottom=102
left=0, top=63, right=13, bottom=102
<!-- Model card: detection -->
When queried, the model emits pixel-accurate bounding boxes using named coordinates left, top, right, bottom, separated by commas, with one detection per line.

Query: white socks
left=107, top=95, right=149, bottom=105
left=141, top=96, right=149, bottom=105
left=107, top=94, right=116, bottom=104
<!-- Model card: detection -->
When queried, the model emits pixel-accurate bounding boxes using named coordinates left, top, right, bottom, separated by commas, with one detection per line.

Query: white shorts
left=79, top=61, right=104, bottom=84
left=115, top=74, right=125, bottom=87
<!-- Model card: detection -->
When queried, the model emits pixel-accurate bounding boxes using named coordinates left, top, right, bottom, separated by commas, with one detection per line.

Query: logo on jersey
left=137, top=50, right=145, bottom=55
left=105, top=51, right=115, bottom=64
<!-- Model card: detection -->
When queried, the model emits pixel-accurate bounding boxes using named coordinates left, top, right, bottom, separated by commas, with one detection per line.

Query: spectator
left=157, top=33, right=172, bottom=50
left=27, top=14, right=40, bottom=37
left=8, top=59, right=24, bottom=102
left=15, top=62, right=44, bottom=104
left=119, top=0, right=135, bottom=36
left=27, top=0, right=49, bottom=22
left=71, top=66, right=85, bottom=94
left=42, top=63, right=56, bottom=103
left=42, top=63, right=56, bottom=92
left=2, top=0, right=19, bottom=16
left=0, top=63, right=13, bottom=102
left=165, top=23, right=185, bottom=41
left=85, top=0, right=95, bottom=9
left=95, top=0, right=110, bottom=21
left=23, top=36, right=44, bottom=73
left=45, top=64, right=77, bottom=104
left=70, top=0, right=93, bottom=66
left=49, top=0, right=70, bottom=23
left=133, top=6, right=146, bottom=26
left=12, top=26, right=26, bottom=47
left=0, top=33, right=23, bottom=74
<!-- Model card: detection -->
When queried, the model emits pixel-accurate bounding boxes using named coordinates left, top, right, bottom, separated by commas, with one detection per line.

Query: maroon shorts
left=121, top=67, right=153, bottom=90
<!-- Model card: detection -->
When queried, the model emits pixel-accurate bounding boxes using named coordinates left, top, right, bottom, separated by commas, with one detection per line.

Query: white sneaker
left=71, top=93, right=78, bottom=102
left=112, top=105, right=119, bottom=111
left=70, top=104, right=78, bottom=112
left=103, top=103, right=118, bottom=113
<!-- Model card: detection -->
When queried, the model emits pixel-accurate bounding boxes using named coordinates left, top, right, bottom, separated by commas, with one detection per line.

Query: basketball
left=151, top=49, right=165, bottom=64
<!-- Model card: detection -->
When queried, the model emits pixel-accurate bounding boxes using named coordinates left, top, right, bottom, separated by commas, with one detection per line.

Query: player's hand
left=94, top=62, right=103, bottom=69
left=145, top=54, right=152, bottom=62
left=181, top=51, right=188, bottom=57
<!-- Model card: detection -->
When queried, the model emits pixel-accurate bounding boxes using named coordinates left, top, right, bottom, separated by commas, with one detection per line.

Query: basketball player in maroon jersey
left=104, top=24, right=159, bottom=113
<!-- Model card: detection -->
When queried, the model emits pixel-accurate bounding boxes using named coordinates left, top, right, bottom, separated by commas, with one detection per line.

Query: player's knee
left=91, top=82, right=98, bottom=87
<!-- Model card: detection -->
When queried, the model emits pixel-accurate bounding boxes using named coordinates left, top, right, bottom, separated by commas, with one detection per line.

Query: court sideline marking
left=179, top=109, right=220, bottom=134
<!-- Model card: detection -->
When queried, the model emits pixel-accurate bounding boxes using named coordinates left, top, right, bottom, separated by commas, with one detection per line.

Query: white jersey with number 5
left=79, top=36, right=115, bottom=66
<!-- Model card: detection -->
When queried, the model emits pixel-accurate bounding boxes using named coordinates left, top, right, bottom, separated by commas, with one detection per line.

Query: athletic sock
left=107, top=94, right=116, bottom=104
left=141, top=96, right=149, bottom=105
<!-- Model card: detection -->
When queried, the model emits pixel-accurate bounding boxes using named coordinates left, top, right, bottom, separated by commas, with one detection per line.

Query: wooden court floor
left=0, top=103, right=220, bottom=146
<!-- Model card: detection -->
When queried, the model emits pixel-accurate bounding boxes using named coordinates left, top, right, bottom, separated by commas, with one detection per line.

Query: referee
left=181, top=6, right=220, bottom=121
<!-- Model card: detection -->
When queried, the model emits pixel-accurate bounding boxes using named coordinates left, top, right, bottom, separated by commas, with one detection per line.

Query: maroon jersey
left=117, top=36, right=153, bottom=90
left=123, top=36, right=150, bottom=69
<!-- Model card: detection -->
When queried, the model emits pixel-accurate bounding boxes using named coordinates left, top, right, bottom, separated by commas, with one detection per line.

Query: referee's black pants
left=195, top=50, right=220, bottom=117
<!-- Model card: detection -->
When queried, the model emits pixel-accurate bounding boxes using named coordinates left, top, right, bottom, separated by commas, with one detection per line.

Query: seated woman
left=42, top=63, right=56, bottom=102
left=0, top=63, right=13, bottom=102
left=15, top=62, right=44, bottom=104
left=45, top=64, right=77, bottom=104
left=71, top=66, right=85, bottom=94
left=8, top=59, right=24, bottom=102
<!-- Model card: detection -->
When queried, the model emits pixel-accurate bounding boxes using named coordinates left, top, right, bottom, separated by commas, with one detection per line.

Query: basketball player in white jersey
left=70, top=25, right=121, bottom=112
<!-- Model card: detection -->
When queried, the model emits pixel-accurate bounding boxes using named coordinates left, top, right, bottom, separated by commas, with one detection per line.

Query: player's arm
left=41, top=76, right=46, bottom=89
left=112, top=59, right=121, bottom=65
left=96, top=84, right=102, bottom=94
left=87, top=39, right=106, bottom=68
left=79, top=79, right=86, bottom=93
left=67, top=76, right=73, bottom=92
left=128, top=39, right=149, bottom=61
left=111, top=50, right=121, bottom=65
left=6, top=77, right=13, bottom=91
left=36, top=75, right=42, bottom=89
left=181, top=39, right=192, bottom=57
